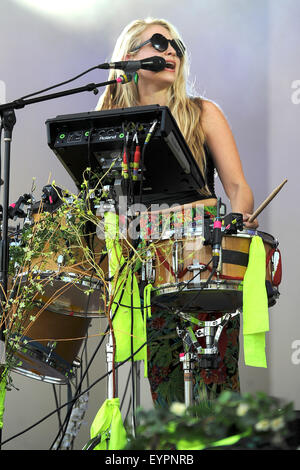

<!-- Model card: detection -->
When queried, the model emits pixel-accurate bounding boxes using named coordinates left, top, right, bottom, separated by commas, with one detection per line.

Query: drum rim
left=45, top=302, right=105, bottom=318
left=152, top=279, right=243, bottom=295
left=15, top=270, right=102, bottom=289
left=224, top=229, right=278, bottom=246
left=11, top=335, right=77, bottom=384
left=11, top=365, right=68, bottom=385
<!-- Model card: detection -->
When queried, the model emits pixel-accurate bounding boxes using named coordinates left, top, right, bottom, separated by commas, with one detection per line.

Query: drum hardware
left=172, top=240, right=184, bottom=282
left=179, top=352, right=195, bottom=408
left=57, top=254, right=64, bottom=267
left=95, top=199, right=116, bottom=216
left=177, top=310, right=240, bottom=406
left=187, top=259, right=202, bottom=286
left=106, top=341, right=118, bottom=400
left=141, top=250, right=155, bottom=283
left=8, top=307, right=91, bottom=384
left=45, top=341, right=57, bottom=363
left=149, top=221, right=280, bottom=312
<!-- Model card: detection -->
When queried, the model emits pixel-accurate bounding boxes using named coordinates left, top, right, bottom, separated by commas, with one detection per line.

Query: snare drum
left=141, top=204, right=281, bottom=313
left=14, top=201, right=108, bottom=317
left=9, top=307, right=90, bottom=384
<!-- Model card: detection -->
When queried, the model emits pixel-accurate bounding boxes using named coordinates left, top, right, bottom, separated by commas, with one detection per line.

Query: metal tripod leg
left=130, top=361, right=141, bottom=437
left=179, top=352, right=195, bottom=408
left=106, top=333, right=118, bottom=399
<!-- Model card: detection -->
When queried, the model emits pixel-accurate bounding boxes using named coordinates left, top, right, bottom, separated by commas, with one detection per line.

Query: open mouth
left=165, top=61, right=176, bottom=70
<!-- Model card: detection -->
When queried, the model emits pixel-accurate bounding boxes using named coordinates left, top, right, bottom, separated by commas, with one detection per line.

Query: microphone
left=8, top=194, right=31, bottom=220
left=99, top=56, right=166, bottom=73
left=212, top=198, right=223, bottom=270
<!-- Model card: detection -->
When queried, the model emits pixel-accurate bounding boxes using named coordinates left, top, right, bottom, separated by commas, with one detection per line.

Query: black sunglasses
left=130, top=33, right=185, bottom=58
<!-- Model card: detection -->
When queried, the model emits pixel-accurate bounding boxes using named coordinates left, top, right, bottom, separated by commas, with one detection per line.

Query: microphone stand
left=0, top=73, right=132, bottom=446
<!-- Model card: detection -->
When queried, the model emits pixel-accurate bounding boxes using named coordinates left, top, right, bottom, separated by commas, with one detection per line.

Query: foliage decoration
left=125, top=390, right=296, bottom=450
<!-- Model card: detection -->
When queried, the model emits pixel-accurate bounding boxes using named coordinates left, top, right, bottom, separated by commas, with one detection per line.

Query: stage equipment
left=9, top=306, right=91, bottom=384
left=13, top=197, right=107, bottom=317
left=140, top=202, right=281, bottom=313
left=45, top=105, right=205, bottom=205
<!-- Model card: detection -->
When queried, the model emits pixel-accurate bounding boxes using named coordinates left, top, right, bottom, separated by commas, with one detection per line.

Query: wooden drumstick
left=248, top=178, right=288, bottom=223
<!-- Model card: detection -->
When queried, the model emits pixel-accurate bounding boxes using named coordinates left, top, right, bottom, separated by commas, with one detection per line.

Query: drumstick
left=248, top=178, right=288, bottom=222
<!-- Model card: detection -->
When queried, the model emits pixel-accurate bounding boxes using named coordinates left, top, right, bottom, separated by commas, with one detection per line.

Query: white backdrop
left=0, top=0, right=299, bottom=450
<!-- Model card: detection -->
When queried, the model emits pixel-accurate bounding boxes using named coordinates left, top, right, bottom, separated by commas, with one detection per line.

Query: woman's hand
left=243, top=213, right=259, bottom=229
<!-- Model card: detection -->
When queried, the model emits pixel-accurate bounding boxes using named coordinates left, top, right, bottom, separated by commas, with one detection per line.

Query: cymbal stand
left=177, top=309, right=241, bottom=407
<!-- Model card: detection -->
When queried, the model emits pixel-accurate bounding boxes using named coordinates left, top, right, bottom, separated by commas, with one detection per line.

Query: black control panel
left=46, top=105, right=205, bottom=204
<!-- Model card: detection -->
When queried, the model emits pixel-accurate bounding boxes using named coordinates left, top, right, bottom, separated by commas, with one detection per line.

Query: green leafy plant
left=125, top=390, right=296, bottom=450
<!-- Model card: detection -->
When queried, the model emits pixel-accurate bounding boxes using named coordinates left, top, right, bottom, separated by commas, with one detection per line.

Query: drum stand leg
left=106, top=334, right=140, bottom=436
left=106, top=333, right=118, bottom=400
left=177, top=310, right=240, bottom=406
left=179, top=352, right=195, bottom=408
left=130, top=361, right=141, bottom=437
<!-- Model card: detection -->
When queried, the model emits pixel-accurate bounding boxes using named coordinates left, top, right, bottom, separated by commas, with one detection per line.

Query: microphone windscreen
left=141, top=56, right=166, bottom=72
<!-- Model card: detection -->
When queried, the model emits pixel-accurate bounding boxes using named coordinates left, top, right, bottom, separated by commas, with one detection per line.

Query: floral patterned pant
left=147, top=307, right=240, bottom=408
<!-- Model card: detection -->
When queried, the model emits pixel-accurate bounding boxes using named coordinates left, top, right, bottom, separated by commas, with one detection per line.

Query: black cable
left=124, top=396, right=132, bottom=426
left=52, top=252, right=136, bottom=450
left=50, top=320, right=108, bottom=451
left=0, top=340, right=147, bottom=447
left=18, top=64, right=104, bottom=101
left=0, top=122, right=3, bottom=197
left=120, top=367, right=132, bottom=412
left=52, top=385, right=63, bottom=430
left=130, top=267, right=136, bottom=435
left=138, top=119, right=158, bottom=206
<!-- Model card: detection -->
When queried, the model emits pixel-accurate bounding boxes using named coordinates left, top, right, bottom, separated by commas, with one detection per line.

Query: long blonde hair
left=96, top=17, right=211, bottom=196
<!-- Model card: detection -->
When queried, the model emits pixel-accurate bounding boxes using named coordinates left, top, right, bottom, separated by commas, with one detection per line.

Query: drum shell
left=9, top=306, right=90, bottom=383
left=15, top=206, right=108, bottom=317
left=140, top=199, right=279, bottom=312
left=153, top=232, right=275, bottom=286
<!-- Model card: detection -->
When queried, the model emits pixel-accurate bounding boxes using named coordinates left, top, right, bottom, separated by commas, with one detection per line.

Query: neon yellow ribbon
left=177, top=429, right=251, bottom=450
left=243, top=236, right=269, bottom=367
left=143, top=283, right=153, bottom=378
left=89, top=398, right=127, bottom=450
left=104, top=212, right=146, bottom=364
left=0, top=373, right=7, bottom=430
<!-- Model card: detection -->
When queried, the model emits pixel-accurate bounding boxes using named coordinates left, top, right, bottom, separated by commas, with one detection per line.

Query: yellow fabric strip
left=90, top=398, right=127, bottom=450
left=177, top=429, right=251, bottom=450
left=242, top=236, right=269, bottom=368
left=104, top=212, right=146, bottom=364
left=143, top=283, right=153, bottom=378
left=0, top=375, right=6, bottom=430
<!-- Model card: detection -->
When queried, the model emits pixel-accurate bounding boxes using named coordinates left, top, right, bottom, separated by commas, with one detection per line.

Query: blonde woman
left=96, top=18, right=257, bottom=406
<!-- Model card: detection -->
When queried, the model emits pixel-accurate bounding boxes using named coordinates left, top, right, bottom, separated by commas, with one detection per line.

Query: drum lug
left=142, top=250, right=155, bottom=283
left=172, top=241, right=184, bottom=280
left=186, top=260, right=202, bottom=284
left=57, top=254, right=64, bottom=266
left=46, top=341, right=57, bottom=363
